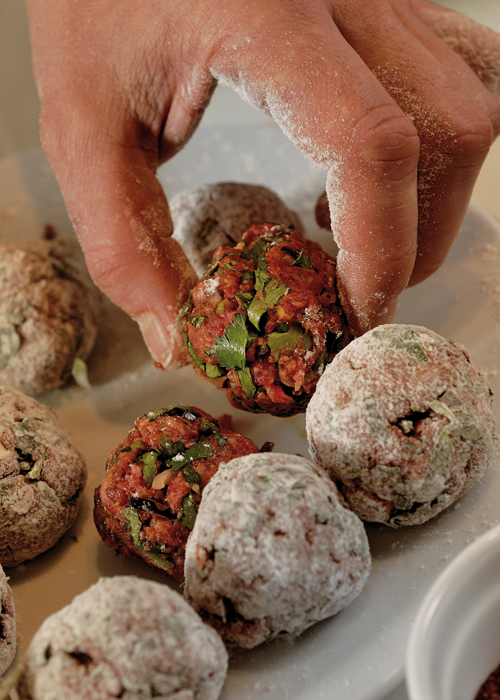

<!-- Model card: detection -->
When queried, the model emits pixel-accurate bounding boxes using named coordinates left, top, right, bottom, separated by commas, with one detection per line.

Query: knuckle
left=351, top=104, right=420, bottom=173
left=448, top=107, right=494, bottom=160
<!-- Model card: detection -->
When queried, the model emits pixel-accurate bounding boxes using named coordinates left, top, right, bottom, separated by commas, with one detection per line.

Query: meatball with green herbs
left=93, top=405, right=261, bottom=582
left=180, top=223, right=351, bottom=417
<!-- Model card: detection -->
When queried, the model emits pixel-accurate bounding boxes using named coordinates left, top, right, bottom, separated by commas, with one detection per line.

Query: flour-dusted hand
left=26, top=0, right=500, bottom=359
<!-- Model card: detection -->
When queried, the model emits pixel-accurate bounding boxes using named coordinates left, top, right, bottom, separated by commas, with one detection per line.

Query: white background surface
left=1, top=2, right=500, bottom=699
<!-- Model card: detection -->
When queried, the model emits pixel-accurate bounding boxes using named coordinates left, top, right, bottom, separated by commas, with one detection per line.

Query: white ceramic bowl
left=406, top=522, right=500, bottom=700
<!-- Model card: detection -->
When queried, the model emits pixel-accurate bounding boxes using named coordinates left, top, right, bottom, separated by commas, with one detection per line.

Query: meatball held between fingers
left=94, top=405, right=261, bottom=581
left=181, top=223, right=351, bottom=416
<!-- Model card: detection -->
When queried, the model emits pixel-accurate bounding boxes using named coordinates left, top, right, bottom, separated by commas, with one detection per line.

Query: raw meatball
left=94, top=405, right=261, bottom=582
left=184, top=453, right=371, bottom=649
left=0, top=565, right=16, bottom=676
left=0, top=239, right=101, bottom=395
left=171, top=182, right=305, bottom=277
left=180, top=223, right=351, bottom=416
left=11, top=576, right=228, bottom=700
left=0, top=386, right=87, bottom=566
left=306, top=324, right=497, bottom=527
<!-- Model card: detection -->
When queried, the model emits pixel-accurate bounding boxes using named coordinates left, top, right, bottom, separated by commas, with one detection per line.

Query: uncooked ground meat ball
left=180, top=223, right=351, bottom=417
left=306, top=324, right=497, bottom=527
left=0, top=386, right=87, bottom=567
left=0, top=239, right=101, bottom=396
left=0, top=564, right=16, bottom=676
left=94, top=405, right=261, bottom=582
left=11, top=576, right=228, bottom=700
left=171, top=182, right=305, bottom=277
left=184, top=453, right=371, bottom=649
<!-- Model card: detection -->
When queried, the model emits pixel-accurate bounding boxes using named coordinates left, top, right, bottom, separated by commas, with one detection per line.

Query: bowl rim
left=406, top=521, right=500, bottom=700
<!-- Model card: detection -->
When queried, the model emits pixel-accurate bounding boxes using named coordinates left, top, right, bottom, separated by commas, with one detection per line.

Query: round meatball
left=0, top=386, right=87, bottom=567
left=0, top=564, right=16, bottom=676
left=306, top=324, right=497, bottom=527
left=0, top=239, right=101, bottom=395
left=171, top=182, right=305, bottom=277
left=12, top=576, right=228, bottom=700
left=180, top=223, right=351, bottom=416
left=94, top=405, right=261, bottom=582
left=184, top=453, right=371, bottom=649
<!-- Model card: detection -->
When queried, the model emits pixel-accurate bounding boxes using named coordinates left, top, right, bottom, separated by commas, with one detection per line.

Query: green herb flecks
left=254, top=269, right=271, bottom=293
left=198, top=417, right=228, bottom=447
left=179, top=294, right=206, bottom=371
left=168, top=441, right=213, bottom=472
left=312, top=350, right=327, bottom=371
left=71, top=357, right=91, bottom=389
left=205, top=363, right=224, bottom=379
left=235, top=291, right=253, bottom=308
left=158, top=436, right=185, bottom=459
left=144, top=550, right=174, bottom=570
left=292, top=249, right=311, bottom=269
left=178, top=294, right=192, bottom=323
left=124, top=506, right=145, bottom=552
left=179, top=493, right=198, bottom=530
left=189, top=315, right=206, bottom=329
left=237, top=367, right=257, bottom=399
left=121, top=439, right=143, bottom=453
left=267, top=327, right=303, bottom=356
left=181, top=464, right=202, bottom=485
left=249, top=237, right=268, bottom=264
left=141, top=451, right=158, bottom=486
left=211, top=313, right=248, bottom=370
left=247, top=279, right=288, bottom=331
left=203, top=250, right=242, bottom=278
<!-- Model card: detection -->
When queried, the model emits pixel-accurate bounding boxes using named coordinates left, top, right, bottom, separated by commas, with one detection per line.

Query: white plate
left=1, top=126, right=500, bottom=700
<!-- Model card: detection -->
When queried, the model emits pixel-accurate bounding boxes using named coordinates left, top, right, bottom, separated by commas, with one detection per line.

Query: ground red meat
left=94, top=405, right=260, bottom=582
left=180, top=223, right=351, bottom=417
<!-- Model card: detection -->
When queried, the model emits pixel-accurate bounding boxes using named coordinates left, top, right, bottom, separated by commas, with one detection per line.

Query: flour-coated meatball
left=0, top=386, right=87, bottom=566
left=184, top=453, right=371, bottom=648
left=0, top=239, right=101, bottom=395
left=12, top=576, right=228, bottom=700
left=0, top=564, right=16, bottom=675
left=306, top=324, right=496, bottom=527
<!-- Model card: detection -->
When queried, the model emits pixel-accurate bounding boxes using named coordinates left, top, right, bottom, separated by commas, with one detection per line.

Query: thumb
left=56, top=142, right=197, bottom=369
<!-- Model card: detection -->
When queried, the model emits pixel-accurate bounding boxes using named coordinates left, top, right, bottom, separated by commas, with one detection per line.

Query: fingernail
left=136, top=311, right=187, bottom=369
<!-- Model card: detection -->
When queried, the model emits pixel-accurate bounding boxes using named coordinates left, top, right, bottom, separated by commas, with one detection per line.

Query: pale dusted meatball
left=12, top=577, right=228, bottom=700
left=0, top=564, right=16, bottom=676
left=306, top=324, right=497, bottom=527
left=184, top=453, right=371, bottom=649
left=0, top=386, right=87, bottom=566
left=171, top=182, right=305, bottom=277
left=0, top=239, right=101, bottom=395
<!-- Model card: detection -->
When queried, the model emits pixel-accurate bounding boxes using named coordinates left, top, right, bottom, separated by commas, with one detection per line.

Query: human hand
left=26, top=0, right=500, bottom=362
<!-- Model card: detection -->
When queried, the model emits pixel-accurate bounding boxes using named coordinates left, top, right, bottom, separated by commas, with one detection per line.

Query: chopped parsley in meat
left=94, top=405, right=260, bottom=582
left=180, top=223, right=351, bottom=417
